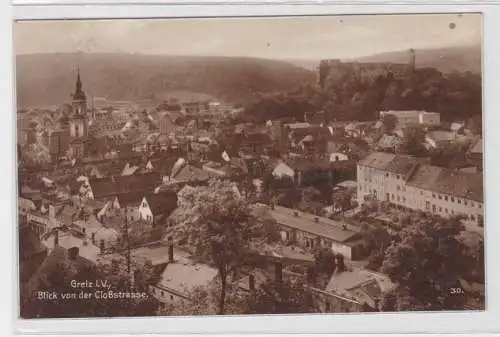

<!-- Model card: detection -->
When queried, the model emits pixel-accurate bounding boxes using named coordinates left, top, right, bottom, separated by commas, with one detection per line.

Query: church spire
left=72, top=66, right=86, bottom=102
left=75, top=66, right=82, bottom=95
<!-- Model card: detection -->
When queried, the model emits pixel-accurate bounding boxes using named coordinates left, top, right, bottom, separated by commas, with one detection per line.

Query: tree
left=380, top=214, right=475, bottom=310
left=332, top=193, right=352, bottom=217
left=171, top=179, right=273, bottom=315
left=314, top=248, right=336, bottom=275
left=244, top=279, right=318, bottom=314
left=381, top=114, right=398, bottom=133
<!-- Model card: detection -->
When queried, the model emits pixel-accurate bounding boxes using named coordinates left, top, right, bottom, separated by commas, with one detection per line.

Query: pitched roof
left=157, top=258, right=218, bottom=297
left=358, top=152, right=396, bottom=170
left=116, top=191, right=144, bottom=208
left=407, top=165, right=483, bottom=202
left=470, top=138, right=483, bottom=155
left=19, top=225, right=47, bottom=262
left=24, top=245, right=94, bottom=295
left=172, top=165, right=213, bottom=183
left=90, top=172, right=162, bottom=200
left=325, top=268, right=394, bottom=306
left=254, top=204, right=359, bottom=243
left=145, top=190, right=178, bottom=217
left=384, top=155, right=422, bottom=176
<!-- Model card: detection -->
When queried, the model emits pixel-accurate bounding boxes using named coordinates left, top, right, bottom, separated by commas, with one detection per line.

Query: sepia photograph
left=14, top=13, right=485, bottom=319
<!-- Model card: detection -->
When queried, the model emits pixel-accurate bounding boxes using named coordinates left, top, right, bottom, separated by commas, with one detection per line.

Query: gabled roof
left=144, top=190, right=178, bottom=217
left=90, top=172, right=162, bottom=200
left=116, top=191, right=144, bottom=208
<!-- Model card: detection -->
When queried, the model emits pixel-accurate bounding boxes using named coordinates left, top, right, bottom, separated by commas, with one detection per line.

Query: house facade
left=357, top=152, right=484, bottom=228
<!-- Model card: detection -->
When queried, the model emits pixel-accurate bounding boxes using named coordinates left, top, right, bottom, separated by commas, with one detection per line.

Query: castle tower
left=408, top=48, right=416, bottom=72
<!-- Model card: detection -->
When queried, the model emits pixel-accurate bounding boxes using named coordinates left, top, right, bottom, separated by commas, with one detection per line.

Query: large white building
left=379, top=110, right=441, bottom=128
left=357, top=152, right=484, bottom=228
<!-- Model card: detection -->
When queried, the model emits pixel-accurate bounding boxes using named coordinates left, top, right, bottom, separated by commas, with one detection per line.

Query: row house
left=253, top=204, right=365, bottom=260
left=357, top=152, right=484, bottom=228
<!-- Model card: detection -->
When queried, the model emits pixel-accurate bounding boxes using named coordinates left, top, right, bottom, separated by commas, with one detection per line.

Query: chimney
left=274, top=262, right=283, bottom=286
left=54, top=230, right=59, bottom=246
left=168, top=242, right=174, bottom=263
left=68, top=247, right=79, bottom=260
left=249, top=274, right=256, bottom=291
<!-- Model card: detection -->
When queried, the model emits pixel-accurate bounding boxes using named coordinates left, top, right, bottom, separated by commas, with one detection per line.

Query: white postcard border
left=4, top=1, right=500, bottom=335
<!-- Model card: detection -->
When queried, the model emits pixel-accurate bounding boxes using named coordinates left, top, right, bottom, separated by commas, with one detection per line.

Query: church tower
left=69, top=68, right=88, bottom=139
left=71, top=67, right=87, bottom=115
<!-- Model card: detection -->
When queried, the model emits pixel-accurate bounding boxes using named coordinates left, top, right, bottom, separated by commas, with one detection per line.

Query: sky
left=13, top=13, right=481, bottom=60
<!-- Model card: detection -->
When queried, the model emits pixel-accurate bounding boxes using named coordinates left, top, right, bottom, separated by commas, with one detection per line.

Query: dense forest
left=243, top=66, right=482, bottom=124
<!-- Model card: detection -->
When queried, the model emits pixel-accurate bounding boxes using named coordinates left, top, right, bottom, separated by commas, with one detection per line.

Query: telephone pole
left=123, top=216, right=131, bottom=274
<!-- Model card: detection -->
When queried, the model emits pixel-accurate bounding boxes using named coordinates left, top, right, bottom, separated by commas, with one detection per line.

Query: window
left=451, top=197, right=455, bottom=202
left=142, top=202, right=147, bottom=208
left=385, top=173, right=389, bottom=178
left=170, top=295, right=174, bottom=301
left=438, top=195, right=442, bottom=200
left=392, top=194, right=395, bottom=200
left=161, top=291, right=164, bottom=297
left=458, top=199, right=462, bottom=204
left=420, top=191, right=424, bottom=196
left=471, top=202, right=475, bottom=207
left=479, top=204, right=482, bottom=209
left=439, top=207, right=442, bottom=212
left=471, top=214, right=475, bottom=221
left=397, top=175, right=401, bottom=180
left=464, top=200, right=468, bottom=206
left=445, top=196, right=448, bottom=201
left=397, top=185, right=401, bottom=191
left=402, top=196, right=406, bottom=203
left=432, top=193, right=436, bottom=198
left=445, top=208, right=448, bottom=214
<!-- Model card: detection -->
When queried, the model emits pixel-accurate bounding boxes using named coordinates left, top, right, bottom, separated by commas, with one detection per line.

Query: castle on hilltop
left=316, top=48, right=416, bottom=88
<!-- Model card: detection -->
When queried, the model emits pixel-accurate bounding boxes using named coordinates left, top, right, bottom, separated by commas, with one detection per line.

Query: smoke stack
left=274, top=262, right=283, bottom=286
left=249, top=274, right=255, bottom=291
left=168, top=242, right=174, bottom=263
left=68, top=247, right=79, bottom=260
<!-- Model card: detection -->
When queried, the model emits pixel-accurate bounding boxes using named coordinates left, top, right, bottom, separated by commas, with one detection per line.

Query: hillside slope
left=356, top=45, right=481, bottom=74
left=15, top=53, right=315, bottom=108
